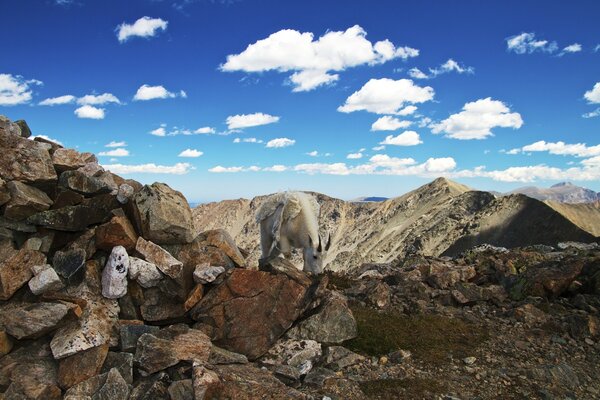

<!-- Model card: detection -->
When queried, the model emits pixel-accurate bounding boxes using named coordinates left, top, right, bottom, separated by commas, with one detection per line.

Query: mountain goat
left=256, top=191, right=330, bottom=274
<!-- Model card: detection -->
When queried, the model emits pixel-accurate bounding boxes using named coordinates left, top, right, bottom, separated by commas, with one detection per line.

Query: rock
left=52, top=189, right=84, bottom=209
left=558, top=241, right=599, bottom=251
left=195, top=229, right=246, bottom=268
left=134, top=324, right=211, bottom=374
left=101, top=246, right=129, bottom=299
left=463, top=356, right=477, bottom=365
left=128, top=257, right=162, bottom=288
left=208, top=345, right=249, bottom=365
left=28, top=264, right=64, bottom=295
left=57, top=344, right=109, bottom=389
left=323, top=346, right=365, bottom=370
left=119, top=324, right=160, bottom=352
left=366, top=281, right=391, bottom=308
left=262, top=339, right=322, bottom=374
left=131, top=182, right=195, bottom=245
left=0, top=302, right=70, bottom=339
left=0, top=340, right=61, bottom=400
left=389, top=349, right=412, bottom=363
left=27, top=203, right=111, bottom=231
left=0, top=178, right=10, bottom=206
left=135, top=237, right=183, bottom=279
left=509, top=258, right=585, bottom=300
left=514, top=304, right=549, bottom=325
left=140, top=287, right=186, bottom=322
left=206, top=363, right=308, bottom=399
left=190, top=268, right=313, bottom=360
left=128, top=372, right=170, bottom=400
left=287, top=290, right=357, bottom=344
left=52, top=148, right=97, bottom=172
left=14, top=119, right=32, bottom=138
left=117, top=183, right=134, bottom=204
left=567, top=314, right=599, bottom=339
left=0, top=329, right=13, bottom=357
left=0, top=127, right=57, bottom=184
left=426, top=262, right=476, bottom=289
left=193, top=263, right=225, bottom=284
left=192, top=364, right=220, bottom=400
left=302, top=366, right=336, bottom=388
left=0, top=248, right=46, bottom=300
left=184, top=284, right=204, bottom=311
left=77, top=162, right=105, bottom=177
left=64, top=367, right=129, bottom=400
left=4, top=181, right=53, bottom=220
left=52, top=248, right=86, bottom=280
left=65, top=227, right=96, bottom=259
left=168, top=379, right=194, bottom=400
left=0, top=115, right=22, bottom=136
left=59, top=170, right=115, bottom=196
left=100, top=351, right=134, bottom=384
left=528, top=362, right=580, bottom=390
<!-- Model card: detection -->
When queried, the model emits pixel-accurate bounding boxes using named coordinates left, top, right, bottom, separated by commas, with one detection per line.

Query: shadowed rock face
left=193, top=178, right=599, bottom=272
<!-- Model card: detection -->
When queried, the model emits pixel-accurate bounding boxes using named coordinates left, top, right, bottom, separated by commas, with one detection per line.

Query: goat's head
left=304, top=234, right=331, bottom=275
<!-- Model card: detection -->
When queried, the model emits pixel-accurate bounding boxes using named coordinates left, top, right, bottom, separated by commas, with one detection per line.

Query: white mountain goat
left=256, top=191, right=331, bottom=274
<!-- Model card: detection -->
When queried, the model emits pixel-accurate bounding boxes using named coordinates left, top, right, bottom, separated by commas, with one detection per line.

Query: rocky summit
left=1, top=114, right=600, bottom=400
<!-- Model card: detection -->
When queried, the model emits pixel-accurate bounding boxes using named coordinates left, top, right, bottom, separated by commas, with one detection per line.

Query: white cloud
left=178, top=148, right=203, bottom=157
left=208, top=166, right=246, bottom=173
left=583, top=108, right=600, bottom=118
left=103, top=162, right=193, bottom=175
left=74, top=105, right=105, bottom=119
left=380, top=130, right=422, bottom=146
left=98, top=148, right=129, bottom=157
left=266, top=137, right=295, bottom=148
left=306, top=150, right=319, bottom=156
left=347, top=152, right=363, bottom=159
left=77, top=93, right=120, bottom=105
left=106, top=141, right=127, bottom=147
left=263, top=164, right=287, bottom=172
left=0, top=74, right=42, bottom=106
left=221, top=25, right=419, bottom=92
left=233, top=137, right=263, bottom=143
left=31, top=135, right=63, bottom=145
left=294, top=163, right=352, bottom=175
left=372, top=145, right=385, bottom=151
left=371, top=116, right=412, bottom=131
left=194, top=127, right=215, bottom=134
left=226, top=113, right=280, bottom=129
left=431, top=97, right=523, bottom=140
left=417, top=117, right=432, bottom=128
left=584, top=82, right=600, bottom=104
left=133, top=84, right=183, bottom=101
left=506, top=32, right=558, bottom=54
left=409, top=59, right=474, bottom=79
left=455, top=163, right=600, bottom=183
left=594, top=45, right=600, bottom=53
left=39, top=94, right=76, bottom=106
left=338, top=78, right=434, bottom=115
left=116, top=16, right=168, bottom=43
left=398, top=105, right=418, bottom=116
left=150, top=126, right=166, bottom=136
left=559, top=43, right=582, bottom=56
left=508, top=140, right=600, bottom=158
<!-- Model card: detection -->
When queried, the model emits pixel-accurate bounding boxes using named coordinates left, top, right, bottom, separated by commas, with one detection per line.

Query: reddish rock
left=57, top=343, right=109, bottom=389
left=509, top=258, right=586, bottom=300
left=136, top=236, right=183, bottom=279
left=0, top=127, right=57, bottom=185
left=0, top=248, right=46, bottom=300
left=190, top=268, right=312, bottom=360
left=192, top=364, right=220, bottom=400
left=196, top=229, right=246, bottom=268
left=425, top=262, right=476, bottom=289
left=0, top=329, right=13, bottom=357
left=0, top=302, right=72, bottom=339
left=96, top=215, right=138, bottom=251
left=52, top=148, right=97, bottom=172
left=184, top=284, right=204, bottom=311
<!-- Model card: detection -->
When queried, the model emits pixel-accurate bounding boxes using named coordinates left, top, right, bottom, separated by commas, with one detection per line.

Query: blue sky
left=1, top=0, right=599, bottom=202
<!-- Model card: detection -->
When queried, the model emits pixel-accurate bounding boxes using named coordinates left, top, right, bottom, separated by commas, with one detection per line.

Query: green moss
left=359, top=378, right=447, bottom=399
left=345, top=306, right=488, bottom=363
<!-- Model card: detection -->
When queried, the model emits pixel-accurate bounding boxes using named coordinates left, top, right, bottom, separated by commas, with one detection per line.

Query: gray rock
left=0, top=302, right=70, bottom=339
left=193, top=263, right=225, bottom=284
left=131, top=182, right=195, bottom=245
left=14, top=119, right=32, bottom=138
left=4, top=181, right=53, bottom=220
left=119, top=324, right=160, bottom=352
left=53, top=248, right=86, bottom=279
left=101, top=246, right=129, bottom=299
left=117, top=183, right=134, bottom=204
left=77, top=162, right=105, bottom=177
left=101, top=351, right=134, bottom=384
left=52, top=148, right=98, bottom=172
left=135, top=236, right=183, bottom=279
left=140, top=287, right=186, bottom=322
left=28, top=264, right=64, bottom=295
left=168, top=379, right=194, bottom=400
left=301, top=367, right=336, bottom=388
left=129, top=372, right=170, bottom=400
left=208, top=345, right=249, bottom=365
left=92, top=367, right=130, bottom=400
left=59, top=170, right=115, bottom=195
left=0, top=178, right=10, bottom=206
left=261, top=339, right=322, bottom=372
left=323, top=346, right=365, bottom=370
left=128, top=257, right=163, bottom=288
left=0, top=115, right=22, bottom=136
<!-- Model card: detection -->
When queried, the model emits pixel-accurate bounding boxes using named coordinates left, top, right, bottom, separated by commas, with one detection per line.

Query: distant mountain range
left=193, top=178, right=599, bottom=272
left=507, top=182, right=599, bottom=203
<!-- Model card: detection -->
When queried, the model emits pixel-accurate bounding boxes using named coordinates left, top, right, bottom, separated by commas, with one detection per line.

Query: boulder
left=0, top=127, right=57, bottom=184
left=100, top=351, right=133, bottom=384
left=4, top=181, right=53, bottom=220
left=0, top=178, right=10, bottom=206
left=59, top=170, right=116, bottom=196
left=195, top=229, right=246, bottom=268
left=0, top=248, right=46, bottom=300
left=323, top=346, right=365, bottom=370
left=192, top=364, right=220, bottom=400
left=96, top=215, right=138, bottom=251
left=128, top=256, right=162, bottom=288
left=169, top=379, right=194, bottom=400
left=57, top=343, right=109, bottom=389
left=193, top=263, right=225, bottom=284
left=190, top=267, right=313, bottom=360
left=14, top=119, right=32, bottom=138
left=27, top=203, right=111, bottom=231
left=52, top=248, right=86, bottom=280
left=135, top=236, right=183, bottom=279
left=131, top=182, right=195, bottom=245
left=0, top=302, right=71, bottom=339
left=119, top=323, right=160, bottom=352
left=51, top=189, right=84, bottom=209
left=287, top=290, right=357, bottom=344
left=184, top=284, right=204, bottom=311
left=567, top=314, right=599, bottom=339
left=0, top=115, right=22, bottom=136
left=261, top=338, right=322, bottom=376
left=28, top=264, right=64, bottom=295
left=208, top=345, right=249, bottom=365
left=140, top=287, right=186, bottom=322
left=128, top=372, right=170, bottom=400
left=425, top=262, right=476, bottom=289
left=63, top=367, right=129, bottom=400
left=134, top=324, right=211, bottom=374
left=52, top=148, right=97, bottom=172
left=508, top=258, right=586, bottom=300
left=101, top=245, right=129, bottom=299
left=117, top=183, right=134, bottom=204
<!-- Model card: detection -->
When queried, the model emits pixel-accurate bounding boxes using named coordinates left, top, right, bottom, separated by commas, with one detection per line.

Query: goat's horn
left=325, top=233, right=332, bottom=251
left=317, top=236, right=322, bottom=252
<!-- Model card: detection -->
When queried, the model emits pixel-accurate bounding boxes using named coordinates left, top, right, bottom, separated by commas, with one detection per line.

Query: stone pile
left=0, top=116, right=358, bottom=399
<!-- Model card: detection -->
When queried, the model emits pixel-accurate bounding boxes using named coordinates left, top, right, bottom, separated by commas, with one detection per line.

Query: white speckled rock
left=128, top=257, right=163, bottom=288
left=193, top=263, right=225, bottom=284
left=116, top=184, right=134, bottom=204
left=101, top=246, right=129, bottom=299
left=28, top=264, right=64, bottom=295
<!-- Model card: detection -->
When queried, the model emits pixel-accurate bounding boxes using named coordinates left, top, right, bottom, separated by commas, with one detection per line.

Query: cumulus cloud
left=194, top=127, right=215, bottom=134
left=74, top=105, right=105, bottom=119
left=226, top=113, right=280, bottom=129
left=39, top=94, right=76, bottom=106
left=106, top=141, right=127, bottom=147
left=380, top=130, right=422, bottom=146
left=454, top=163, right=600, bottom=183
left=233, top=137, right=263, bottom=143
left=338, top=78, right=434, bottom=115
left=263, top=165, right=287, bottom=172
left=149, top=124, right=215, bottom=136
left=98, top=148, right=129, bottom=157
left=507, top=140, right=600, bottom=158
left=371, top=116, right=412, bottom=131
left=208, top=166, right=246, bottom=173
left=347, top=152, right=363, bottom=159
left=431, top=97, right=523, bottom=140
left=103, top=162, right=193, bottom=175
left=506, top=32, right=558, bottom=54
left=559, top=43, right=582, bottom=56
left=583, top=108, right=600, bottom=119
left=266, top=137, right=295, bottom=148
left=584, top=83, right=600, bottom=104
left=77, top=93, right=121, bottom=105
left=150, top=126, right=166, bottom=136
left=306, top=150, right=319, bottom=156
left=178, top=148, right=203, bottom=157
left=116, top=16, right=168, bottom=42
left=133, top=84, right=184, bottom=101
left=221, top=25, right=419, bottom=92
left=0, top=73, right=42, bottom=106
left=409, top=59, right=474, bottom=79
